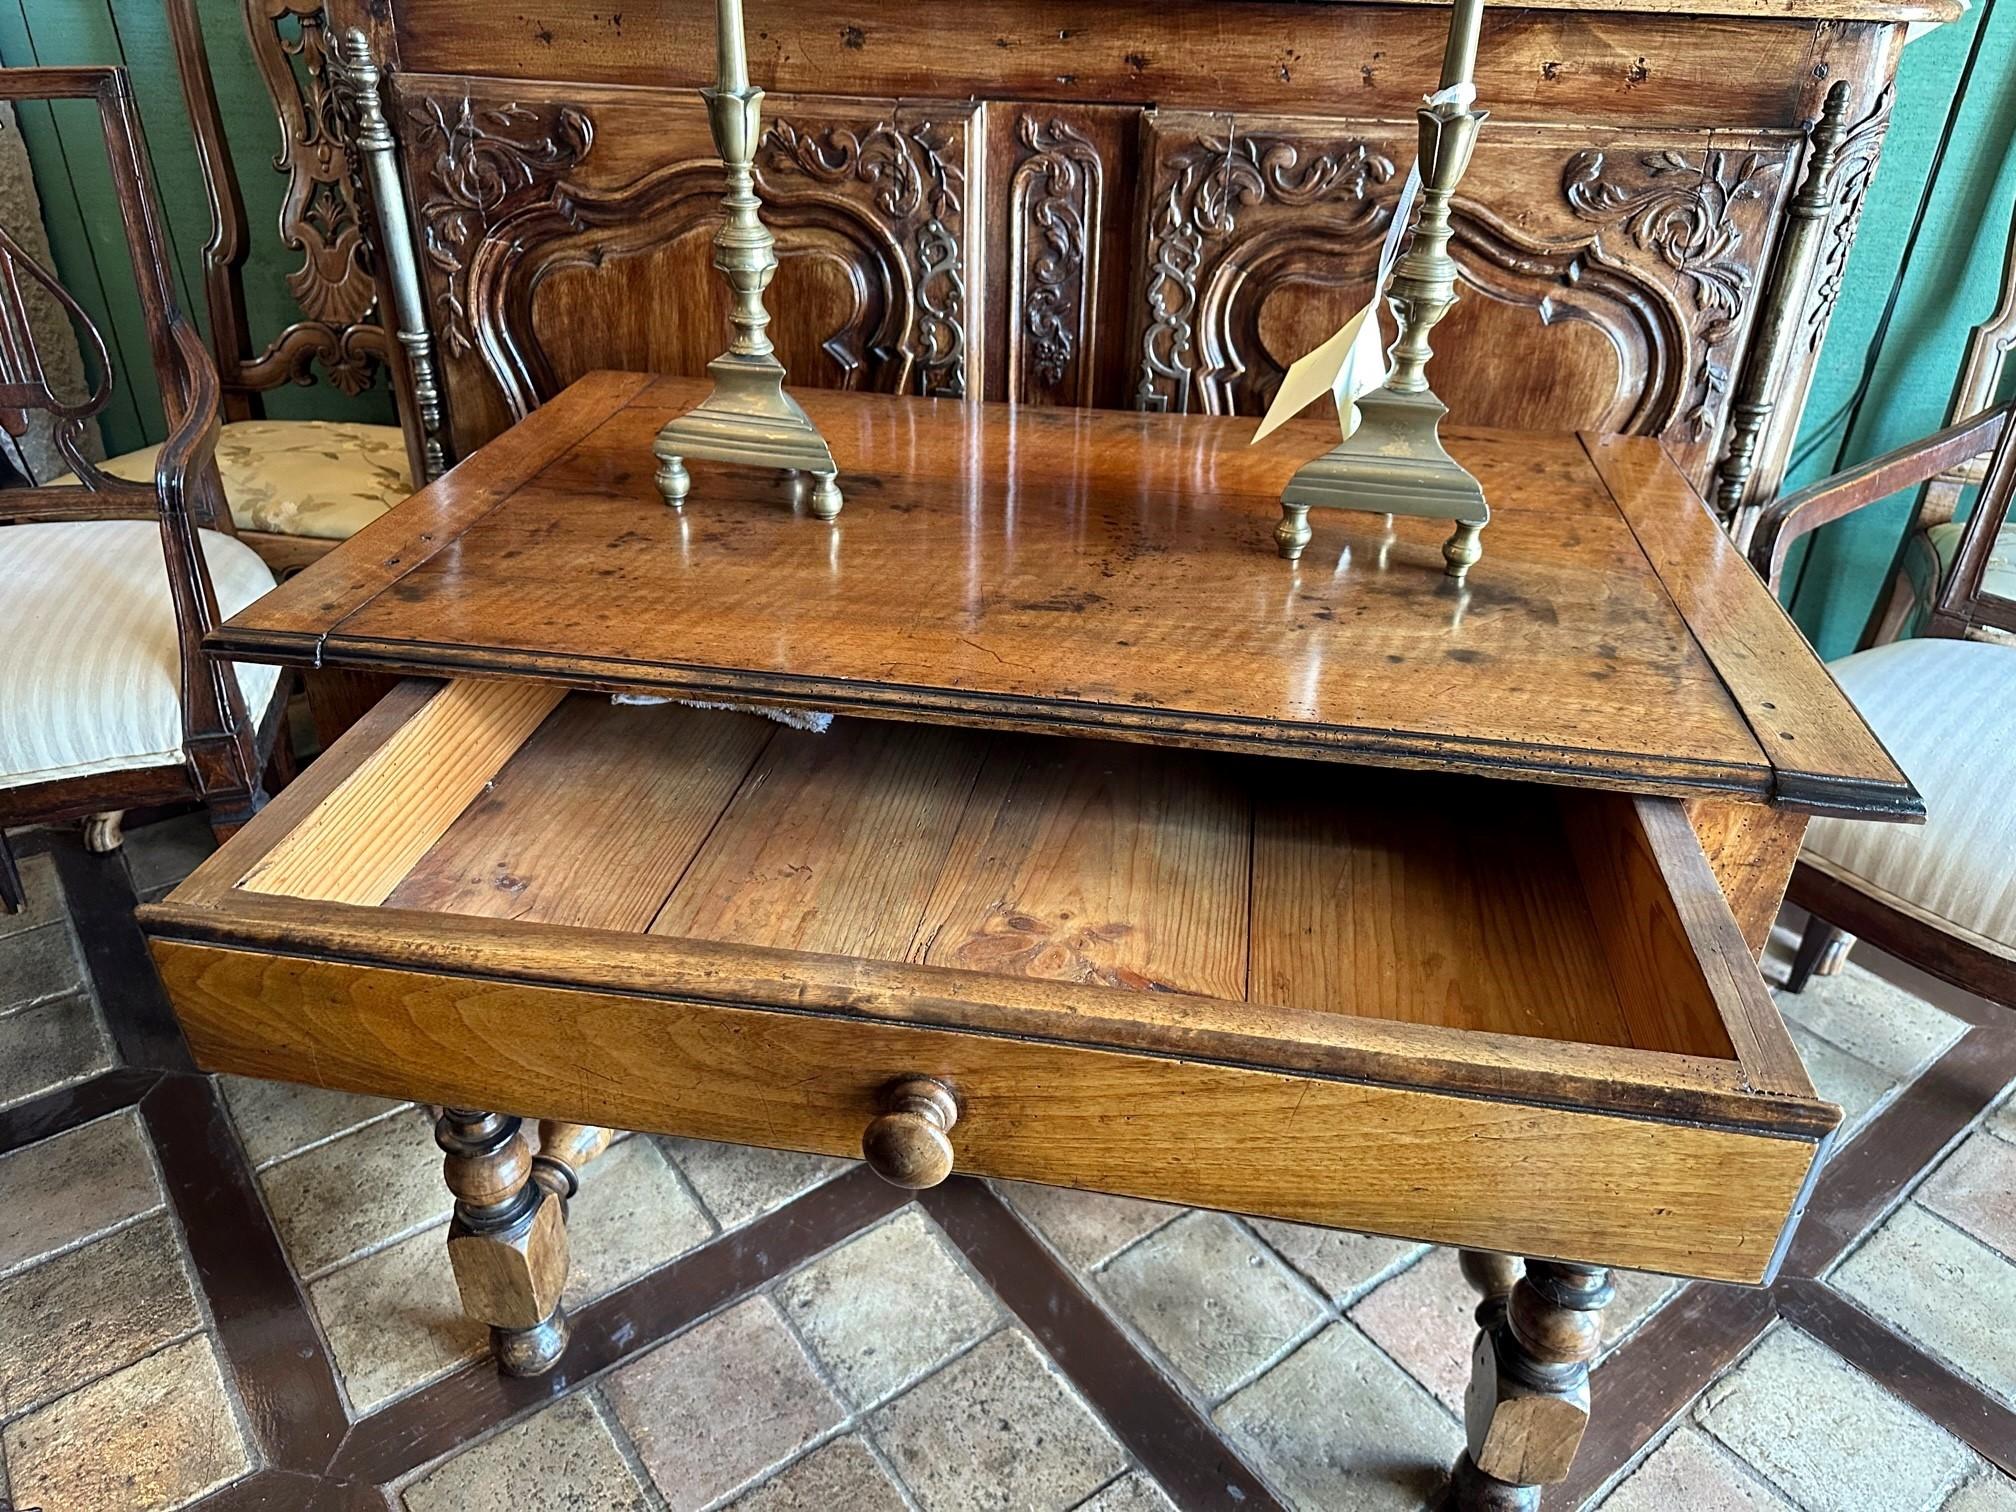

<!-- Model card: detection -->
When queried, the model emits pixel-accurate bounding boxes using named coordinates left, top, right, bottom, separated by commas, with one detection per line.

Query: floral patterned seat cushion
left=70, top=419, right=412, bottom=541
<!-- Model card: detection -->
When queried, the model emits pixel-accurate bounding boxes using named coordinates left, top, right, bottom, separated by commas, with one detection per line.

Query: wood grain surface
left=155, top=679, right=1856, bottom=1131
left=1582, top=433, right=1918, bottom=819
left=150, top=939, right=1823, bottom=1283
left=213, top=377, right=1913, bottom=817
left=236, top=691, right=1751, bottom=1055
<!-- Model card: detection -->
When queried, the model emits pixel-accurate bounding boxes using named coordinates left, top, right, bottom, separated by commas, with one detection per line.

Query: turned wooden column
left=1452, top=1252, right=1612, bottom=1511
left=436, top=1109, right=571, bottom=1376
left=531, top=1120, right=613, bottom=1201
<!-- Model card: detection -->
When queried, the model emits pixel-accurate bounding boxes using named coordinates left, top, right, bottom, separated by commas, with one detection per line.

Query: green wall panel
left=1, top=0, right=394, bottom=459
left=1783, top=0, right=2016, bottom=659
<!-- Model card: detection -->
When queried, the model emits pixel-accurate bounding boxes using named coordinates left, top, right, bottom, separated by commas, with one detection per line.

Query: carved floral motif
left=759, top=119, right=969, bottom=398
left=1564, top=147, right=1783, bottom=439
left=1137, top=132, right=1396, bottom=412
left=1010, top=117, right=1103, bottom=398
left=1806, top=85, right=1894, bottom=353
left=406, top=99, right=595, bottom=357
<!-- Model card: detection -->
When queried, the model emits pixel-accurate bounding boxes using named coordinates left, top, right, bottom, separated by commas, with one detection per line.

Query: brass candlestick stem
left=1278, top=0, right=1489, bottom=577
left=651, top=0, right=841, bottom=518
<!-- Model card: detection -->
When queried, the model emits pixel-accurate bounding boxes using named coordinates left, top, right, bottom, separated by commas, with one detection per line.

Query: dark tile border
left=145, top=1071, right=353, bottom=1473
left=1780, top=1280, right=2016, bottom=1479
left=13, top=822, right=2009, bottom=1512
left=1545, top=1282, right=1777, bottom=1509
left=0, top=1065, right=159, bottom=1154
left=1786, top=1018, right=2016, bottom=1278
left=50, top=834, right=194, bottom=1072
left=921, top=1179, right=1287, bottom=1512
left=327, top=1163, right=911, bottom=1484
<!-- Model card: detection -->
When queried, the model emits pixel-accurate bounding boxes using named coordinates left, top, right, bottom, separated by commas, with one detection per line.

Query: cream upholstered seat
left=1803, top=637, right=2016, bottom=966
left=65, top=419, right=411, bottom=542
left=1914, top=519, right=2016, bottom=642
left=0, top=520, right=282, bottom=790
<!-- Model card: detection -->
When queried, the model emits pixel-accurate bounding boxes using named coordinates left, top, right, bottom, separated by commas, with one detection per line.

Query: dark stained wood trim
left=1784, top=1018, right=2016, bottom=1278
left=326, top=1163, right=910, bottom=1483
left=210, top=637, right=1784, bottom=808
left=143, top=1073, right=353, bottom=1472
left=1780, top=1280, right=2016, bottom=1478
left=1580, top=433, right=1920, bottom=822
left=921, top=1179, right=1286, bottom=1512
left=1792, top=861, right=2016, bottom=1009
left=1543, top=1282, right=1778, bottom=1509
left=51, top=836, right=195, bottom=1072
left=0, top=1066, right=159, bottom=1156
left=141, top=899, right=1836, bottom=1137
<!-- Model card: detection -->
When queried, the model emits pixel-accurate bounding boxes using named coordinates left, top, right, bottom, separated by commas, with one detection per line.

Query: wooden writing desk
left=143, top=372, right=1916, bottom=1508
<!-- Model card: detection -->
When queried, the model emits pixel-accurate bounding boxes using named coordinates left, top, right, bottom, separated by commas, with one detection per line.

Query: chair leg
left=1785, top=917, right=1847, bottom=994
left=0, top=832, right=22, bottom=914
left=82, top=810, right=125, bottom=853
left=435, top=1109, right=573, bottom=1377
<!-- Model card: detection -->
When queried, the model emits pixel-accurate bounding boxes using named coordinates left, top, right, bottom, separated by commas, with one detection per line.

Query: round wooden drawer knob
left=861, top=1077, right=959, bottom=1189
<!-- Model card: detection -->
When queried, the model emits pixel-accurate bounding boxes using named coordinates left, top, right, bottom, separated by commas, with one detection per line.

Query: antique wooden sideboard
left=328, top=0, right=1950, bottom=536
left=139, top=373, right=1918, bottom=1506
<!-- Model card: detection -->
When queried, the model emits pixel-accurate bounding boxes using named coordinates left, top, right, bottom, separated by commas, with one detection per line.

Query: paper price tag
left=1250, top=82, right=1474, bottom=447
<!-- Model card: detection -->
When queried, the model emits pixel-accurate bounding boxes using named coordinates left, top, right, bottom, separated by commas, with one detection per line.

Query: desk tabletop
left=219, top=370, right=1916, bottom=818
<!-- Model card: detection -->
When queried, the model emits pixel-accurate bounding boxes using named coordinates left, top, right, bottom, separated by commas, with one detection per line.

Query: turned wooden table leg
left=436, top=1109, right=571, bottom=1377
left=1451, top=1253, right=1612, bottom=1511
left=532, top=1121, right=614, bottom=1202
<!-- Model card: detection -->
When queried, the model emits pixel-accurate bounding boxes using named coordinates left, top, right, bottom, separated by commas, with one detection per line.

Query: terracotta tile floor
left=2, top=813, right=2014, bottom=1511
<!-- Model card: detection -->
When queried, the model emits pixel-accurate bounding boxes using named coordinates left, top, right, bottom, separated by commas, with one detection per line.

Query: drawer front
left=155, top=939, right=1818, bottom=1283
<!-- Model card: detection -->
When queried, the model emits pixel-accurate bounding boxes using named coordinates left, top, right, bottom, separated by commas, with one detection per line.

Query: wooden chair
left=1749, top=400, right=2016, bottom=1005
left=0, top=66, right=291, bottom=910
left=50, top=2, right=432, bottom=578
left=1858, top=198, right=2016, bottom=651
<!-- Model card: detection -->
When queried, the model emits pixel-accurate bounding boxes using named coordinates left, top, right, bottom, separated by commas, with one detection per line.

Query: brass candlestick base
left=1276, top=387, right=1487, bottom=574
left=651, top=64, right=840, bottom=518
left=1278, top=93, right=1488, bottom=578
left=653, top=350, right=842, bottom=519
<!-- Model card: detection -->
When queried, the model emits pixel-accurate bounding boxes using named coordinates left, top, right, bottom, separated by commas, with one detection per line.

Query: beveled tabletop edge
left=215, top=371, right=1911, bottom=816
left=139, top=892, right=1839, bottom=1140
left=268, top=633, right=1780, bottom=805
left=1580, top=433, right=1923, bottom=823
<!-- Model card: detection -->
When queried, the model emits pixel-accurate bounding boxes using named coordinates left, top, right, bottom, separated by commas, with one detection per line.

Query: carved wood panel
left=391, top=77, right=984, bottom=455
left=1128, top=112, right=1798, bottom=487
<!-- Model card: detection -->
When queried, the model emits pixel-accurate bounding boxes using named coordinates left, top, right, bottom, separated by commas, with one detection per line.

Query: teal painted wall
left=1781, top=0, right=2016, bottom=659
left=0, top=0, right=394, bottom=458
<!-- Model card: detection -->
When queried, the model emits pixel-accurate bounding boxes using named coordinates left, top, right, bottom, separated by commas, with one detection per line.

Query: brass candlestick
left=1277, top=0, right=1489, bottom=578
left=651, top=0, right=842, bottom=518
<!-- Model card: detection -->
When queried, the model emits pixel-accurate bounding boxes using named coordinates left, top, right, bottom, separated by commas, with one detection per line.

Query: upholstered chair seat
left=0, top=520, right=281, bottom=789
left=60, top=419, right=411, bottom=541
left=1803, top=637, right=2016, bottom=966
left=1912, top=518, right=2016, bottom=642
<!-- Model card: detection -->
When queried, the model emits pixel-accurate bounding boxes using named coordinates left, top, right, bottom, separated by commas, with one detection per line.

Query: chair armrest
left=1748, top=403, right=2013, bottom=594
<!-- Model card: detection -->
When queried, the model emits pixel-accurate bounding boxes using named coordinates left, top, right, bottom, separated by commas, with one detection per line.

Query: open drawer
left=139, top=678, right=1836, bottom=1284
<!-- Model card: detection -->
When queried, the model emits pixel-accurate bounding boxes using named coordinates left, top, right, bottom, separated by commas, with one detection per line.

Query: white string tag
left=1251, top=82, right=1475, bottom=447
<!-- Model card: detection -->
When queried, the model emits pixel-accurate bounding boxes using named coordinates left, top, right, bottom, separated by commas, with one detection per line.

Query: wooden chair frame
left=0, top=66, right=291, bottom=909
left=1748, top=399, right=2016, bottom=1004
left=163, top=0, right=448, bottom=567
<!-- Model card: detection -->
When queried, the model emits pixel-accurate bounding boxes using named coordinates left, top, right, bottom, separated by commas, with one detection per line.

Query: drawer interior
left=211, top=678, right=1753, bottom=1061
